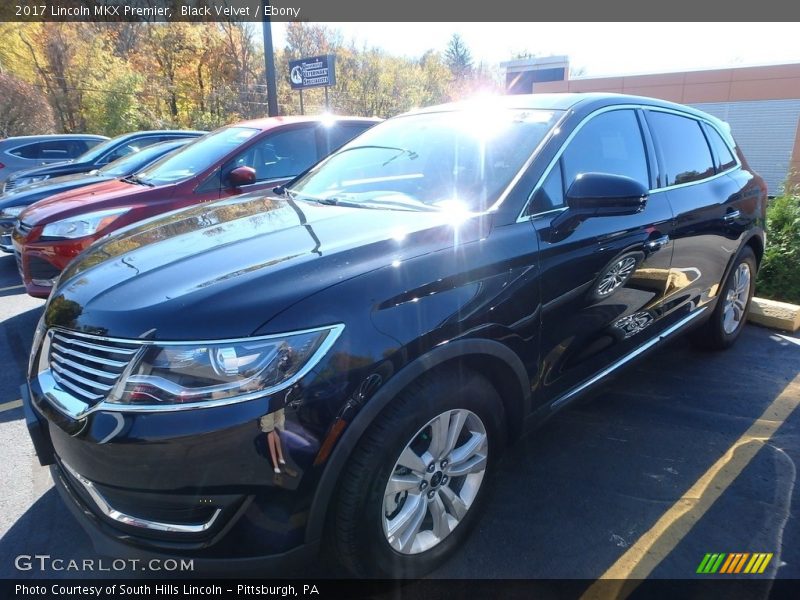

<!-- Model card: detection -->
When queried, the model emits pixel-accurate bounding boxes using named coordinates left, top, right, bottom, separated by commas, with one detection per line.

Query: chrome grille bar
left=50, top=343, right=129, bottom=368
left=47, top=329, right=141, bottom=405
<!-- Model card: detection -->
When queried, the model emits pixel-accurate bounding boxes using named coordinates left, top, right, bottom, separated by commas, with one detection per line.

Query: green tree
left=444, top=33, right=473, bottom=81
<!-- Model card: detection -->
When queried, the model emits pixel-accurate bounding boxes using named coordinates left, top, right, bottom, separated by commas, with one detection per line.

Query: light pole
left=261, top=1, right=279, bottom=117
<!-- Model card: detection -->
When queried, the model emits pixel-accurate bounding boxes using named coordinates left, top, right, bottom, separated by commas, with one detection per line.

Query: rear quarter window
left=647, top=111, right=715, bottom=186
left=704, top=125, right=737, bottom=172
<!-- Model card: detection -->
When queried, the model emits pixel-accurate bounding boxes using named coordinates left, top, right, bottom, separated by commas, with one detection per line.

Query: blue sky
left=272, top=22, right=800, bottom=77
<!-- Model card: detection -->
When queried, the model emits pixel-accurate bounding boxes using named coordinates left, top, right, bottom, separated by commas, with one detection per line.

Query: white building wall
left=691, top=99, right=800, bottom=194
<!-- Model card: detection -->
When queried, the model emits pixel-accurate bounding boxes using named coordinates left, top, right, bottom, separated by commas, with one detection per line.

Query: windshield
left=288, top=108, right=561, bottom=212
left=98, top=142, right=186, bottom=177
left=75, top=136, right=131, bottom=163
left=136, top=127, right=259, bottom=186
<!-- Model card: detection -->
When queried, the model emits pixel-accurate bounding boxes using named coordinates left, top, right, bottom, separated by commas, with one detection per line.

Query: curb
left=749, top=297, right=800, bottom=332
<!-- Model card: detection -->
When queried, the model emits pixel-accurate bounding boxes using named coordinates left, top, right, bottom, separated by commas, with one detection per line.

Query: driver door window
left=531, top=110, right=649, bottom=215
left=226, top=127, right=318, bottom=185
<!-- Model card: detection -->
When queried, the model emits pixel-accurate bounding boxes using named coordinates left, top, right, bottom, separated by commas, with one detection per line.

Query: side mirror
left=565, top=172, right=648, bottom=215
left=551, top=173, right=648, bottom=237
left=228, top=166, right=257, bottom=188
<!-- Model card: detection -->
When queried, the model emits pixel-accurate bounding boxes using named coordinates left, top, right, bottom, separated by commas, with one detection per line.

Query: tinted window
left=8, top=140, right=86, bottom=159
left=561, top=110, right=649, bottom=189
left=8, top=143, right=41, bottom=159
left=319, top=124, right=371, bottom=155
left=648, top=112, right=715, bottom=186
left=531, top=160, right=564, bottom=213
left=229, top=127, right=318, bottom=182
left=705, top=125, right=737, bottom=172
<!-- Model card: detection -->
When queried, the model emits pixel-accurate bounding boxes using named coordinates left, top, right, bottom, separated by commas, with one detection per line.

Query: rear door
left=644, top=110, right=743, bottom=318
left=528, top=108, right=676, bottom=407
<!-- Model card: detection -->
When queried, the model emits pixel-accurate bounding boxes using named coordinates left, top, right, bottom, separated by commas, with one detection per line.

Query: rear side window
left=319, top=124, right=371, bottom=155
left=648, top=112, right=715, bottom=186
left=530, top=109, right=648, bottom=213
left=9, top=139, right=89, bottom=159
left=705, top=126, right=737, bottom=172
left=8, top=143, right=41, bottom=159
left=244, top=127, right=318, bottom=181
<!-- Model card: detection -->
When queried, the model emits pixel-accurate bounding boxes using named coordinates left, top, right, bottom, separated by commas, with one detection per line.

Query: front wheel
left=329, top=369, right=505, bottom=577
left=692, top=246, right=756, bottom=350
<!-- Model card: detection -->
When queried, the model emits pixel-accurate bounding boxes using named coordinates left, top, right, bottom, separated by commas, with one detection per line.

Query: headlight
left=106, top=325, right=344, bottom=407
left=0, top=205, right=25, bottom=218
left=41, top=208, right=129, bottom=239
left=15, top=176, right=48, bottom=186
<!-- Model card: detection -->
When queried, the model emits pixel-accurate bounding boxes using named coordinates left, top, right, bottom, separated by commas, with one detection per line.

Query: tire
left=329, top=368, right=505, bottom=577
left=691, top=246, right=757, bottom=351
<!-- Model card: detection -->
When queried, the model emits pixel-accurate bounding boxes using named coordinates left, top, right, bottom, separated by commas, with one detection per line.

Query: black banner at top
left=1, top=0, right=800, bottom=22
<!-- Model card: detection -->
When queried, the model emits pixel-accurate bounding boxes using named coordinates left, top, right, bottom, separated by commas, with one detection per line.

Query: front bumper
left=50, top=460, right=320, bottom=575
left=24, top=363, right=331, bottom=565
left=13, top=230, right=91, bottom=297
left=0, top=219, right=15, bottom=252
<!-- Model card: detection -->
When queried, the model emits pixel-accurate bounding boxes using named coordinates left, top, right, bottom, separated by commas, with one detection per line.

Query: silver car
left=0, top=134, right=108, bottom=185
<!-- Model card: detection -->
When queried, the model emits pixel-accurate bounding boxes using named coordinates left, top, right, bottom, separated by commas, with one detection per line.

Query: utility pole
left=261, top=2, right=279, bottom=117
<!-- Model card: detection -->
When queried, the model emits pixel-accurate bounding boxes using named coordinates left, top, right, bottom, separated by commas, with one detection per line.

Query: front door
left=528, top=108, right=675, bottom=406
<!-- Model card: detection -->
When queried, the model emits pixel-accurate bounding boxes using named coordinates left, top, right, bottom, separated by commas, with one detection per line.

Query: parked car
left=13, top=116, right=379, bottom=297
left=0, top=140, right=191, bottom=253
left=3, top=130, right=204, bottom=192
left=22, top=94, right=766, bottom=577
left=0, top=134, right=108, bottom=185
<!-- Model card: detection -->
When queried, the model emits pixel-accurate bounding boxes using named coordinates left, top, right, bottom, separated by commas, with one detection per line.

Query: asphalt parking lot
left=0, top=251, right=799, bottom=584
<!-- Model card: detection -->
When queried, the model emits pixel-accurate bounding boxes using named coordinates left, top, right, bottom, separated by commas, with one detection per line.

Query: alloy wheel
left=382, top=409, right=488, bottom=555
left=722, top=262, right=751, bottom=334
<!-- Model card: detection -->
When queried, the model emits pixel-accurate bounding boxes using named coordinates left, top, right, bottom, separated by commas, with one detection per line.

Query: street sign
left=289, top=55, right=336, bottom=90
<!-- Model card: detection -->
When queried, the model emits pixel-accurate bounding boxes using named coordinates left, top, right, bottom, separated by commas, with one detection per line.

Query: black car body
left=3, top=130, right=204, bottom=192
left=23, top=94, right=767, bottom=576
left=0, top=140, right=191, bottom=252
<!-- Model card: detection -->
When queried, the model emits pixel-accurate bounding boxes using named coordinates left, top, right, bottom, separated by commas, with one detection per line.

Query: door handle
left=645, top=235, right=670, bottom=252
left=723, top=209, right=741, bottom=223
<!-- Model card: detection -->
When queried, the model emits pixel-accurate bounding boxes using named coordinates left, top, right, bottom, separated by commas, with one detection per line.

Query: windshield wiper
left=311, top=195, right=440, bottom=212
left=122, top=175, right=154, bottom=187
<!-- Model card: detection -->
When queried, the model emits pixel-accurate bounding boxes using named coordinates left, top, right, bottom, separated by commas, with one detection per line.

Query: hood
left=0, top=172, right=110, bottom=209
left=20, top=179, right=171, bottom=225
left=11, top=160, right=83, bottom=180
left=49, top=193, right=484, bottom=340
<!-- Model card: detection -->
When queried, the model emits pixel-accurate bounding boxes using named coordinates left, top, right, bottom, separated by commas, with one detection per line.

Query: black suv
left=23, top=94, right=766, bottom=577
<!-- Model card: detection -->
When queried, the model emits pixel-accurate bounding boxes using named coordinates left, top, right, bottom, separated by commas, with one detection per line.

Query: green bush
left=756, top=191, right=800, bottom=304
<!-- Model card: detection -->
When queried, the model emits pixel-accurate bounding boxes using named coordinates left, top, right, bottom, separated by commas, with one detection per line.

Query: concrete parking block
left=749, top=297, right=800, bottom=332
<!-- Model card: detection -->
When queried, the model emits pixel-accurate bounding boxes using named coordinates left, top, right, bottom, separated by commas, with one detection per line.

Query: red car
left=13, top=116, right=378, bottom=297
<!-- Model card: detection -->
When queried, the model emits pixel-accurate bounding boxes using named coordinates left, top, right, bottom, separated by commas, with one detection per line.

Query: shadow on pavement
left=0, top=305, right=43, bottom=424
left=0, top=326, right=798, bottom=580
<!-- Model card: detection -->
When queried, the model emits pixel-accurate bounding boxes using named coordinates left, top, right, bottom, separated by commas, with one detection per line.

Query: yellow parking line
left=0, top=399, right=23, bottom=413
left=582, top=373, right=800, bottom=600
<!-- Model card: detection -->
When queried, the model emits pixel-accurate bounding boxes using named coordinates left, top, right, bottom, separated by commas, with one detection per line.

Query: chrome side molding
left=550, top=307, right=708, bottom=410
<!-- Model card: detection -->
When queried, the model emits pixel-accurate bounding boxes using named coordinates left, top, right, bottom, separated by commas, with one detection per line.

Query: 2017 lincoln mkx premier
left=23, top=93, right=766, bottom=577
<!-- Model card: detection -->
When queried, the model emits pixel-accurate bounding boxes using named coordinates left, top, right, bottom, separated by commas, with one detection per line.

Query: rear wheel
left=692, top=246, right=756, bottom=350
left=329, top=369, right=504, bottom=577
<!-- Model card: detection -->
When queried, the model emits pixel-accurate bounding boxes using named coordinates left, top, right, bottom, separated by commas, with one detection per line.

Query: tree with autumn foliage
left=0, top=22, right=501, bottom=137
